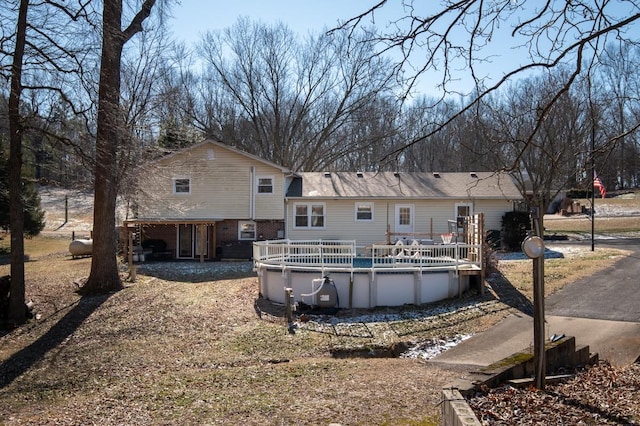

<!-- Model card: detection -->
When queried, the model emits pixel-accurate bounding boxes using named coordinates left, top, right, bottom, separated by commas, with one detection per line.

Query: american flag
left=593, top=173, right=606, bottom=198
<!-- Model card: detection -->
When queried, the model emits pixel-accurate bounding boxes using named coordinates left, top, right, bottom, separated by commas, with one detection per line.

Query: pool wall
left=254, top=239, right=482, bottom=308
left=258, top=267, right=473, bottom=309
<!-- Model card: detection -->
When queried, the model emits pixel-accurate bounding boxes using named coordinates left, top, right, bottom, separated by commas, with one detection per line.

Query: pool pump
left=302, top=275, right=339, bottom=309
left=317, top=275, right=338, bottom=308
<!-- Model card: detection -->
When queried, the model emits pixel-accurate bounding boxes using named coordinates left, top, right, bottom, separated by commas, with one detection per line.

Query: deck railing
left=370, top=243, right=481, bottom=269
left=253, top=239, right=482, bottom=271
left=253, top=239, right=357, bottom=266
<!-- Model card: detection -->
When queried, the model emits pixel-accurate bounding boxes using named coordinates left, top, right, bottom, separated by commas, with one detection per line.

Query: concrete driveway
left=431, top=238, right=640, bottom=368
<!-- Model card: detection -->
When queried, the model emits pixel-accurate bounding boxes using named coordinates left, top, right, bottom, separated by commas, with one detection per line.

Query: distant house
left=125, top=140, right=290, bottom=260
left=285, top=171, right=523, bottom=250
left=125, top=140, right=523, bottom=260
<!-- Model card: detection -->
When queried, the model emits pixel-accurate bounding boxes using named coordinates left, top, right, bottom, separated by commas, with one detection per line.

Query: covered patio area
left=122, top=219, right=219, bottom=265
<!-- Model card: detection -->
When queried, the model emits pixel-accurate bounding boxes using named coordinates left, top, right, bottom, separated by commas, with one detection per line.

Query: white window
left=238, top=221, right=256, bottom=240
left=455, top=202, right=473, bottom=219
left=294, top=203, right=325, bottom=229
left=398, top=206, right=412, bottom=225
left=455, top=202, right=473, bottom=228
left=257, top=176, right=274, bottom=194
left=295, top=205, right=308, bottom=227
left=173, top=177, right=191, bottom=194
left=355, top=203, right=373, bottom=221
left=207, top=148, right=215, bottom=160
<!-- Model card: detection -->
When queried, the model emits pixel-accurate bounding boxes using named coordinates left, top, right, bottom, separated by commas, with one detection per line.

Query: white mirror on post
left=522, top=236, right=545, bottom=259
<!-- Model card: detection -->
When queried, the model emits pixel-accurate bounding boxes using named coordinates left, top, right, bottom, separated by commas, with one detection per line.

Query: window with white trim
left=355, top=202, right=373, bottom=221
left=455, top=202, right=473, bottom=228
left=294, top=203, right=325, bottom=228
left=257, top=176, right=274, bottom=194
left=173, top=177, right=191, bottom=194
left=238, top=221, right=256, bottom=240
left=455, top=202, right=473, bottom=218
left=398, top=206, right=411, bottom=225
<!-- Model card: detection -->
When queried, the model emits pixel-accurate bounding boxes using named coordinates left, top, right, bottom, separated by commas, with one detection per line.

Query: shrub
left=501, top=211, right=530, bottom=252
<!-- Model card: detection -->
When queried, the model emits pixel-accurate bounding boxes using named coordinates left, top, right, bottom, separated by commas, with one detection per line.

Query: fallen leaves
left=468, top=361, right=640, bottom=425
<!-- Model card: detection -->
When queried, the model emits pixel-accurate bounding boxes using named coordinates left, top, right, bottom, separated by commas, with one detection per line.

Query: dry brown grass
left=544, top=194, right=640, bottom=234
left=545, top=215, right=640, bottom=234
left=0, top=231, right=633, bottom=425
left=496, top=248, right=629, bottom=300
left=0, top=241, right=460, bottom=425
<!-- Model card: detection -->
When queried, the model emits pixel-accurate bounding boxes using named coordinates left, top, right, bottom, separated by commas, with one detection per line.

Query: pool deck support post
left=369, top=271, right=377, bottom=308
left=285, top=287, right=294, bottom=324
left=414, top=271, right=421, bottom=304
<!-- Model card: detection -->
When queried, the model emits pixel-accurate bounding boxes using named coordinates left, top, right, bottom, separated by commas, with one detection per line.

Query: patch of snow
left=296, top=298, right=500, bottom=359
left=401, top=334, right=472, bottom=360
left=618, top=192, right=638, bottom=199
left=302, top=298, right=493, bottom=326
left=495, top=244, right=587, bottom=261
left=38, top=186, right=128, bottom=232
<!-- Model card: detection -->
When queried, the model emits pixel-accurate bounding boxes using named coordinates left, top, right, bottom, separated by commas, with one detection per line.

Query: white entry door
left=395, top=204, right=414, bottom=235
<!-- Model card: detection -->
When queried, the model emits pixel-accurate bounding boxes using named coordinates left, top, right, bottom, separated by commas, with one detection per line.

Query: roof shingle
left=287, top=172, right=522, bottom=200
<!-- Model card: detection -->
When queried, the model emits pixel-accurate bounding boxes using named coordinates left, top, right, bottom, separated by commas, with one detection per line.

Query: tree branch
left=122, top=0, right=157, bottom=43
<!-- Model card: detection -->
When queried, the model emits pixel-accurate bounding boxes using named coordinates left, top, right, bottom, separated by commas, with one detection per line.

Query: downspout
left=250, top=166, right=255, bottom=220
left=284, top=198, right=288, bottom=240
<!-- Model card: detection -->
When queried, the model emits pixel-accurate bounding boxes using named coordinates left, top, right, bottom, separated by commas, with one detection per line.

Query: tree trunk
left=80, top=1, right=125, bottom=294
left=80, top=0, right=157, bottom=295
left=7, top=0, right=29, bottom=325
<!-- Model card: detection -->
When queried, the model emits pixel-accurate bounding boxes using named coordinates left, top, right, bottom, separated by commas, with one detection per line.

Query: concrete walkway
left=431, top=239, right=640, bottom=368
left=431, top=314, right=640, bottom=367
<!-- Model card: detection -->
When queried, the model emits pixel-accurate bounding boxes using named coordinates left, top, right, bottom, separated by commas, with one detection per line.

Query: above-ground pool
left=253, top=240, right=483, bottom=309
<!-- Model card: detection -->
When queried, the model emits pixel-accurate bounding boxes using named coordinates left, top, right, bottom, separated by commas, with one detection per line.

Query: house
left=124, top=140, right=523, bottom=260
left=124, top=140, right=291, bottom=261
left=285, top=171, right=523, bottom=251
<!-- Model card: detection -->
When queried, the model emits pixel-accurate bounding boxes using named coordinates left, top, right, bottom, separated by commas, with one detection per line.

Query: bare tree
left=80, top=0, right=158, bottom=295
left=485, top=70, right=593, bottom=206
left=196, top=18, right=400, bottom=171
left=1, top=0, right=99, bottom=324
left=397, top=96, right=465, bottom=171
left=598, top=43, right=640, bottom=189
left=341, top=1, right=640, bottom=391
left=118, top=24, right=174, bottom=211
left=6, top=0, right=29, bottom=325
left=153, top=43, right=204, bottom=150
left=340, top=0, right=640, bottom=205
